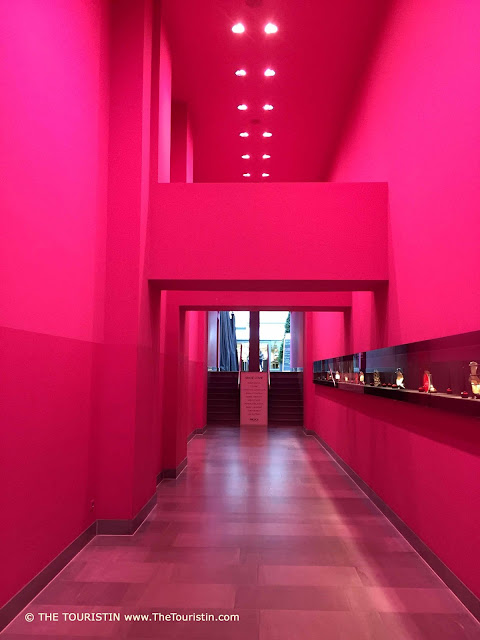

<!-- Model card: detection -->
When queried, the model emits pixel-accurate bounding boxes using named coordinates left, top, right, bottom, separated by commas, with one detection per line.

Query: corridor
left=2, top=428, right=478, bottom=639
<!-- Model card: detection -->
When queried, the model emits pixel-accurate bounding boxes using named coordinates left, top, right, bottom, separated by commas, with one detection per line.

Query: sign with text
left=240, top=372, right=268, bottom=426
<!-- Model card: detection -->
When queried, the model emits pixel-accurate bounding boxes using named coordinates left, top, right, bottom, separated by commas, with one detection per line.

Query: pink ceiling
left=162, top=0, right=391, bottom=183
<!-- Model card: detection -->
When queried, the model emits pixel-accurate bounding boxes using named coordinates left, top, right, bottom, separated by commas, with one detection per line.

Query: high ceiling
left=163, top=0, right=391, bottom=183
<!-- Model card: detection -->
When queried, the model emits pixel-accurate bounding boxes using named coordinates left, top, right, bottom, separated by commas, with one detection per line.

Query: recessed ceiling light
left=235, top=69, right=247, bottom=76
left=243, top=173, right=251, bottom=177
left=237, top=104, right=248, bottom=111
left=262, top=173, right=270, bottom=177
left=262, top=154, right=271, bottom=159
left=264, top=23, right=278, bottom=34
left=232, top=23, right=245, bottom=34
left=239, top=132, right=249, bottom=137
left=264, top=68, right=275, bottom=77
left=262, top=131, right=272, bottom=137
left=263, top=104, right=274, bottom=111
left=241, top=154, right=250, bottom=159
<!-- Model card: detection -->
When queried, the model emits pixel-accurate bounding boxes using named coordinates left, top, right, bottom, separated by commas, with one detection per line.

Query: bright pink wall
left=0, top=0, right=110, bottom=608
left=149, top=182, right=388, bottom=285
left=306, top=0, right=480, bottom=601
left=306, top=387, right=480, bottom=599
left=331, top=0, right=480, bottom=345
left=185, top=311, right=208, bottom=435
left=157, top=9, right=171, bottom=183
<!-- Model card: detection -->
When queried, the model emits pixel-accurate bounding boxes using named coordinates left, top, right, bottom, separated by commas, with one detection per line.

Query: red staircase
left=268, top=372, right=304, bottom=426
left=207, top=371, right=304, bottom=427
left=207, top=372, right=240, bottom=425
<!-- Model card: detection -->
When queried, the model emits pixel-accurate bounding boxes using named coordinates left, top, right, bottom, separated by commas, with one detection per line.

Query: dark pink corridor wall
left=0, top=0, right=110, bottom=608
left=306, top=0, right=480, bottom=601
left=306, top=387, right=480, bottom=599
left=331, top=0, right=480, bottom=345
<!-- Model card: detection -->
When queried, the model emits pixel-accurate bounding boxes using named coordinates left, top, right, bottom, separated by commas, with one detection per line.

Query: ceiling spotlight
left=232, top=23, right=245, bottom=33
left=241, top=154, right=250, bottom=159
left=243, top=173, right=251, bottom=177
left=264, top=68, right=275, bottom=77
left=262, top=131, right=272, bottom=137
left=264, top=23, right=278, bottom=34
left=262, top=154, right=271, bottom=159
left=239, top=132, right=249, bottom=137
left=263, top=104, right=274, bottom=111
left=262, top=173, right=270, bottom=177
left=237, top=104, right=248, bottom=111
left=235, top=69, right=247, bottom=76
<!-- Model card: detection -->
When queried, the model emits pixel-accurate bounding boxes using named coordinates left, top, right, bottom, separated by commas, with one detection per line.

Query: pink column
left=171, top=100, right=193, bottom=182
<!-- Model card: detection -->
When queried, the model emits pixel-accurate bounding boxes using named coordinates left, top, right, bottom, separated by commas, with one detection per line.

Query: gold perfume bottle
left=359, top=371, right=364, bottom=384
left=395, top=368, right=405, bottom=389
left=469, top=361, right=480, bottom=398
left=374, top=370, right=381, bottom=387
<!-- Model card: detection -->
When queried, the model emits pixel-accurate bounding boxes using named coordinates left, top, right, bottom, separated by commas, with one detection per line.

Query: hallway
left=2, top=428, right=478, bottom=639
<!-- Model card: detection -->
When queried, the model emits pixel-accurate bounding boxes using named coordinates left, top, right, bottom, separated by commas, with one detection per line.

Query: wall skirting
left=302, top=427, right=480, bottom=622
left=96, top=492, right=157, bottom=535
left=0, top=491, right=157, bottom=632
left=0, top=522, right=96, bottom=631
left=156, top=426, right=207, bottom=485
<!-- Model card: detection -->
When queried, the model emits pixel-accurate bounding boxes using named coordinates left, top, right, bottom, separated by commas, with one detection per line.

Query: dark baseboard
left=187, top=424, right=207, bottom=442
left=157, top=456, right=188, bottom=483
left=0, top=491, right=158, bottom=632
left=0, top=522, right=96, bottom=632
left=302, top=427, right=480, bottom=622
left=96, top=492, right=157, bottom=535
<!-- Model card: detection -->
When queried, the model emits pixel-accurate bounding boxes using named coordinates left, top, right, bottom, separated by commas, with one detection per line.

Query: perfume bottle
left=423, top=370, right=437, bottom=393
left=359, top=371, right=364, bottom=384
left=395, top=368, right=405, bottom=389
left=469, top=361, right=480, bottom=398
left=373, top=370, right=381, bottom=387
left=335, top=371, right=340, bottom=381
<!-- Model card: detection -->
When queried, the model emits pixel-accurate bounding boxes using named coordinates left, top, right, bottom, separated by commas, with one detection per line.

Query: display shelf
left=313, top=330, right=480, bottom=418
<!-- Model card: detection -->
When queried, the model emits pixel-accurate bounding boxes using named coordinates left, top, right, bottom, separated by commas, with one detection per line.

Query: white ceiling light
left=262, top=173, right=270, bottom=177
left=232, top=23, right=245, bottom=34
left=263, top=104, right=274, bottom=111
left=241, top=154, right=250, bottom=159
left=262, top=154, right=271, bottom=159
left=262, top=131, right=272, bottom=137
left=237, top=104, right=248, bottom=111
left=235, top=69, right=247, bottom=76
left=264, top=23, right=278, bottom=34
left=243, top=173, right=251, bottom=177
left=239, top=132, right=249, bottom=137
left=264, top=68, right=275, bottom=77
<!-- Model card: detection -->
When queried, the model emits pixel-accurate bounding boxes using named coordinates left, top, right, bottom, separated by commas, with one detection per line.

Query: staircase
left=207, top=372, right=240, bottom=425
left=268, top=372, right=304, bottom=426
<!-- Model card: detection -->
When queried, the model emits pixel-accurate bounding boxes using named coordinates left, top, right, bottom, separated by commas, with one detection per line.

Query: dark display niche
left=313, top=330, right=480, bottom=418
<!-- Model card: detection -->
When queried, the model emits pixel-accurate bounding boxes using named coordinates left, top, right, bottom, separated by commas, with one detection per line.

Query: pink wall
left=305, top=0, right=480, bottom=601
left=0, top=0, right=110, bottom=608
left=331, top=0, right=480, bottom=345
left=149, top=182, right=388, bottom=285
left=185, top=311, right=208, bottom=435
left=157, top=8, right=172, bottom=183
left=171, top=101, right=193, bottom=183
left=305, top=387, right=480, bottom=599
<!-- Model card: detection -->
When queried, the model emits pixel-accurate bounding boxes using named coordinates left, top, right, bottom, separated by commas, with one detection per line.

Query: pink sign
left=240, top=372, right=268, bottom=426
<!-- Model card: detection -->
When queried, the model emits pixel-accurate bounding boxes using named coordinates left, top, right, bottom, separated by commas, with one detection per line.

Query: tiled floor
left=2, top=427, right=479, bottom=639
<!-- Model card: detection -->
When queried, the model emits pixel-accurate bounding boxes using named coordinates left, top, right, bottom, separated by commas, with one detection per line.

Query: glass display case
left=313, top=330, right=480, bottom=416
